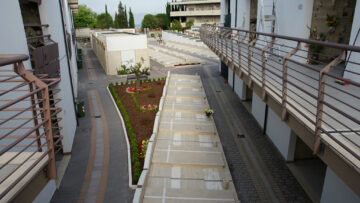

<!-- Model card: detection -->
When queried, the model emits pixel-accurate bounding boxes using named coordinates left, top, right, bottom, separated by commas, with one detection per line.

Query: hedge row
left=109, top=83, right=141, bottom=183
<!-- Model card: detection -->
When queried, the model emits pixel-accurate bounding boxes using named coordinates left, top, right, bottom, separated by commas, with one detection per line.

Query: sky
left=79, top=0, right=169, bottom=26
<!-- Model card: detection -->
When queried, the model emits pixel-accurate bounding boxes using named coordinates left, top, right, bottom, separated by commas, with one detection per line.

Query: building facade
left=170, top=0, right=221, bottom=27
left=91, top=30, right=149, bottom=75
left=0, top=0, right=79, bottom=202
left=201, top=0, right=360, bottom=202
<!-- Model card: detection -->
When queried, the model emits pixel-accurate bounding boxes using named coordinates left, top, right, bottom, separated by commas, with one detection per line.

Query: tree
left=122, top=58, right=150, bottom=89
left=155, top=13, right=168, bottom=29
left=116, top=1, right=128, bottom=28
left=73, top=5, right=97, bottom=28
left=114, top=12, right=119, bottom=28
left=129, top=8, right=135, bottom=28
left=185, top=19, right=194, bottom=29
left=170, top=19, right=182, bottom=32
left=124, top=6, right=128, bottom=28
left=141, top=14, right=159, bottom=29
left=166, top=2, right=171, bottom=28
left=96, top=5, right=113, bottom=29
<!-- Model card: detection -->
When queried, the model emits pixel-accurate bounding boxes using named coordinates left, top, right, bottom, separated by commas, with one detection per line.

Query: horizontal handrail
left=200, top=24, right=360, bottom=167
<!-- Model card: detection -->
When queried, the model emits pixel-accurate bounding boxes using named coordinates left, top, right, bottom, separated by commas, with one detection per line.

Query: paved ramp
left=142, top=74, right=238, bottom=202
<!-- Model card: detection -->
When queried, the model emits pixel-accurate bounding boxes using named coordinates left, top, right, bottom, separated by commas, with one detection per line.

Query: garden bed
left=108, top=79, right=165, bottom=185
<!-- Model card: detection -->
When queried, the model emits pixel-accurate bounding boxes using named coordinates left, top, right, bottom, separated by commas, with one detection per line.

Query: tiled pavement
left=52, top=42, right=311, bottom=202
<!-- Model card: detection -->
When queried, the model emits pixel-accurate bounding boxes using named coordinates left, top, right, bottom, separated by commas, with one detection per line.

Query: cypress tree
left=129, top=8, right=135, bottom=28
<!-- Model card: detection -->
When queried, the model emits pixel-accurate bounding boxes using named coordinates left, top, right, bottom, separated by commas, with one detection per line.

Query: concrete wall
left=251, top=93, right=266, bottom=128
left=33, top=180, right=56, bottom=203
left=265, top=108, right=296, bottom=161
left=344, top=0, right=360, bottom=83
left=228, top=68, right=234, bottom=88
left=76, top=28, right=91, bottom=38
left=39, top=0, right=77, bottom=153
left=234, top=74, right=246, bottom=100
left=105, top=34, right=147, bottom=51
left=321, top=167, right=360, bottom=203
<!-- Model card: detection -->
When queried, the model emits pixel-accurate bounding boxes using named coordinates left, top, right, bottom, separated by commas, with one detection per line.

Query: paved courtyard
left=51, top=40, right=310, bottom=202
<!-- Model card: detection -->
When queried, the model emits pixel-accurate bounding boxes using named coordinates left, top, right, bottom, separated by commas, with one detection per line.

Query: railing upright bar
left=281, top=42, right=300, bottom=121
left=247, top=36, right=258, bottom=87
left=28, top=82, right=42, bottom=152
left=261, top=38, right=275, bottom=101
left=314, top=51, right=346, bottom=154
left=14, top=61, right=57, bottom=179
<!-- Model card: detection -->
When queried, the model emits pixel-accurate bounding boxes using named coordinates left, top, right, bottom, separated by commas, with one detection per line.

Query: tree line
left=74, top=1, right=135, bottom=29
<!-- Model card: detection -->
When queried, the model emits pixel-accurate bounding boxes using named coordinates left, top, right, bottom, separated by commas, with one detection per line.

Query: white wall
left=220, top=0, right=228, bottom=25
left=272, top=0, right=313, bottom=60
left=344, top=0, right=360, bottom=83
left=0, top=1, right=31, bottom=69
left=251, top=93, right=266, bottom=128
left=33, top=180, right=56, bottom=203
left=321, top=167, right=360, bottom=203
left=231, top=0, right=251, bottom=29
left=228, top=68, right=234, bottom=88
left=39, top=0, right=77, bottom=153
left=106, top=34, right=147, bottom=51
left=234, top=74, right=246, bottom=100
left=266, top=108, right=296, bottom=161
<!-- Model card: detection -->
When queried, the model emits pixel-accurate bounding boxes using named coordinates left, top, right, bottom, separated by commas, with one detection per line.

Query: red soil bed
left=114, top=81, right=165, bottom=142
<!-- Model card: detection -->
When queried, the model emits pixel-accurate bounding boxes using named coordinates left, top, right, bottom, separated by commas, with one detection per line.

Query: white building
left=90, top=30, right=149, bottom=75
left=202, top=0, right=360, bottom=202
left=0, top=0, right=79, bottom=202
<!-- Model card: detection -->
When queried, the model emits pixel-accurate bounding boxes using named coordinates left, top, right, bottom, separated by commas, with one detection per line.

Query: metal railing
left=200, top=25, right=360, bottom=166
left=0, top=54, right=62, bottom=200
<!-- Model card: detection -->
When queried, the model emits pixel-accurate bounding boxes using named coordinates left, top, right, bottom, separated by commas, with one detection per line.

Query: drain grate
left=94, top=115, right=101, bottom=118
left=237, top=134, right=245, bottom=138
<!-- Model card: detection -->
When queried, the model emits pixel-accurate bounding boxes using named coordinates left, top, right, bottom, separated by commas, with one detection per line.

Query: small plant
left=158, top=78, right=161, bottom=81
left=152, top=78, right=156, bottom=82
left=115, top=82, right=119, bottom=85
left=139, top=139, right=149, bottom=159
left=125, top=81, right=129, bottom=85
left=325, top=15, right=338, bottom=27
left=120, top=81, right=124, bottom=85
left=205, top=108, right=214, bottom=118
left=130, top=81, right=134, bottom=85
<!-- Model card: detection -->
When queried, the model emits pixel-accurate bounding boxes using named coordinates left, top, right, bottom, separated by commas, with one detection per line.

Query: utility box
left=32, top=42, right=60, bottom=77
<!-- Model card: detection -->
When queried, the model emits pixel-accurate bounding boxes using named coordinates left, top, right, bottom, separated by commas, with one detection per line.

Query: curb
left=106, top=86, right=137, bottom=189
left=132, top=71, right=171, bottom=203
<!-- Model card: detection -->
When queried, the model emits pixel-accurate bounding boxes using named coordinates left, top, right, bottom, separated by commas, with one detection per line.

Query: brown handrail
left=200, top=25, right=360, bottom=167
left=0, top=54, right=62, bottom=200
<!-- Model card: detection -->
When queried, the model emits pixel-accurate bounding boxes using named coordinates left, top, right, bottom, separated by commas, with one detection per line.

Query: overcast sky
left=79, top=0, right=169, bottom=25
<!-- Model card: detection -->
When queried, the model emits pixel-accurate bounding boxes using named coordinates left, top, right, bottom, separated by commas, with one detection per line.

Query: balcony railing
left=200, top=25, right=360, bottom=169
left=0, top=54, right=62, bottom=201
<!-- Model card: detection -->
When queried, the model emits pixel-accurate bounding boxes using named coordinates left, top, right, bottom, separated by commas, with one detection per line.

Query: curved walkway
left=141, top=74, right=239, bottom=202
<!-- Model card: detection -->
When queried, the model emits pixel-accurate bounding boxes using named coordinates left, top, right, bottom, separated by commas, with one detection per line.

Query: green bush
left=131, top=93, right=140, bottom=111
left=120, top=81, right=124, bottom=85
left=152, top=78, right=156, bottom=82
left=108, top=83, right=141, bottom=184
left=157, top=78, right=161, bottom=81
left=115, top=82, right=119, bottom=85
left=125, top=81, right=129, bottom=85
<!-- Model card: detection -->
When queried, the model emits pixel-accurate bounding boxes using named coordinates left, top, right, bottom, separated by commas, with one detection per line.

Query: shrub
left=108, top=83, right=141, bottom=184
left=115, top=82, right=119, bottom=86
left=125, top=81, right=129, bottom=85
left=131, top=93, right=140, bottom=110
left=158, top=78, right=161, bottom=81
left=120, top=81, right=124, bottom=85
left=152, top=78, right=156, bottom=82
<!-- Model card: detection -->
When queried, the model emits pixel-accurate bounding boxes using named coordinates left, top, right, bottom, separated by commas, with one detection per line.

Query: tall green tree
left=124, top=6, right=128, bottom=28
left=96, top=5, right=113, bottom=29
left=170, top=19, right=182, bottom=32
left=155, top=14, right=168, bottom=29
left=166, top=2, right=171, bottom=28
left=129, top=8, right=135, bottom=28
left=141, top=14, right=159, bottom=29
left=116, top=1, right=128, bottom=28
left=73, top=5, right=97, bottom=28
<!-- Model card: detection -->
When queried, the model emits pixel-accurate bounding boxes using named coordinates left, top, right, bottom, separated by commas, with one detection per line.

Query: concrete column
left=321, top=167, right=360, bottom=203
left=228, top=68, right=234, bottom=88
left=251, top=93, right=266, bottom=128
left=234, top=74, right=246, bottom=100
left=265, top=108, right=296, bottom=161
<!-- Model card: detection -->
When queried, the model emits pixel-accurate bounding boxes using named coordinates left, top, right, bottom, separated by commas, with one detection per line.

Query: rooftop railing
left=200, top=25, right=360, bottom=169
left=0, top=54, right=62, bottom=201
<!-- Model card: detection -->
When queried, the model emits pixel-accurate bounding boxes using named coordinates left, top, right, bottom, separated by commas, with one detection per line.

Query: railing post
left=247, top=36, right=258, bottom=87
left=28, top=82, right=42, bottom=152
left=261, top=38, right=275, bottom=101
left=15, top=61, right=57, bottom=179
left=281, top=42, right=300, bottom=121
left=314, top=51, right=345, bottom=154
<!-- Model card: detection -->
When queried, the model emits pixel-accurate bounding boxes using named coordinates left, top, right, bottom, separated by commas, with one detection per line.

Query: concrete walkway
left=142, top=74, right=238, bottom=202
